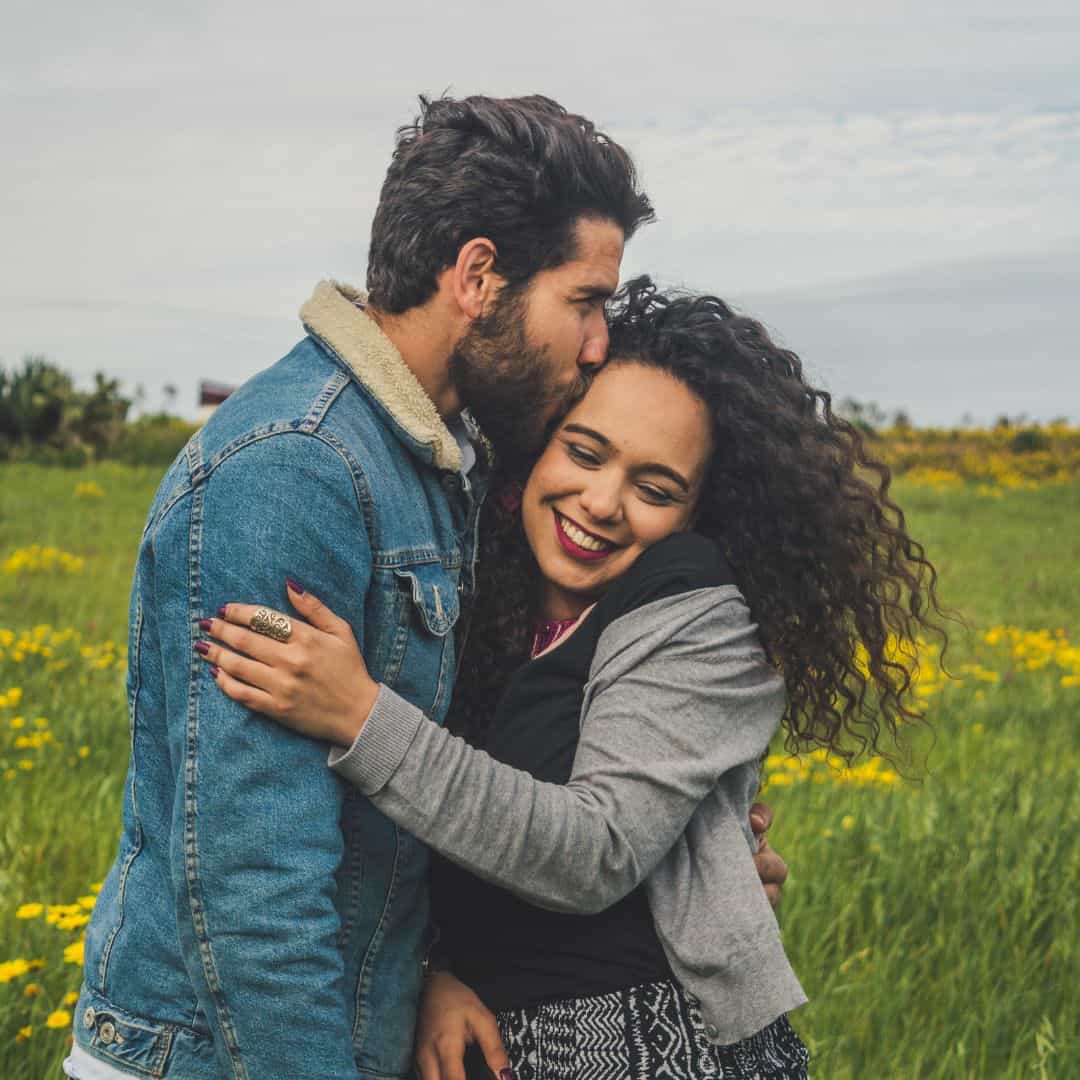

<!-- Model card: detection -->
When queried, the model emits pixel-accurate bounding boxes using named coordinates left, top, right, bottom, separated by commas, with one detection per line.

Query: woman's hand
left=195, top=580, right=378, bottom=747
left=415, top=970, right=512, bottom=1080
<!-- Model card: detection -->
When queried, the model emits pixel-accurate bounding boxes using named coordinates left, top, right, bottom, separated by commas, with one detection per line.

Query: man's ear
left=451, top=237, right=501, bottom=320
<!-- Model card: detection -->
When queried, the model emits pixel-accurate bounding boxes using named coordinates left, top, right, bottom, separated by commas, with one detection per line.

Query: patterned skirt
left=494, top=979, right=809, bottom=1080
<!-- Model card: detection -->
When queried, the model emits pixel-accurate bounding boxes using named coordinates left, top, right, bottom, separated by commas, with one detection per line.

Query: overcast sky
left=2, top=1, right=1078, bottom=423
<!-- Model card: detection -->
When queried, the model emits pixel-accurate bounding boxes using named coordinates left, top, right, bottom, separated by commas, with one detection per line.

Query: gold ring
left=250, top=607, right=292, bottom=643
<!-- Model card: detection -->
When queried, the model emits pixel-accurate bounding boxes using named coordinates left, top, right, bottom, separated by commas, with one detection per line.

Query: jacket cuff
left=327, top=684, right=425, bottom=794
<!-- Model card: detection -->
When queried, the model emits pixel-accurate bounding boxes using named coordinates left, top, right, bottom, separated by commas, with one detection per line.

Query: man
left=68, top=94, right=786, bottom=1079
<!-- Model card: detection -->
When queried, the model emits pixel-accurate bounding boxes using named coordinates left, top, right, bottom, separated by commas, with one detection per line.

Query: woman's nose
left=579, top=479, right=622, bottom=523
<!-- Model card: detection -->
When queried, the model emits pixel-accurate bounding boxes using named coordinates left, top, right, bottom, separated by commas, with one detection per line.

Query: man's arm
left=163, top=434, right=369, bottom=1078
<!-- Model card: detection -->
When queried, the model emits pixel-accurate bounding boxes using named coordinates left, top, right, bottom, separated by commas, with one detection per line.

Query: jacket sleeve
left=162, top=433, right=368, bottom=1079
left=329, top=588, right=784, bottom=915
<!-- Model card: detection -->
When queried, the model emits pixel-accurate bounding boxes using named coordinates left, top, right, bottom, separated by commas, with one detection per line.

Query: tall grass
left=1, top=464, right=1077, bottom=1077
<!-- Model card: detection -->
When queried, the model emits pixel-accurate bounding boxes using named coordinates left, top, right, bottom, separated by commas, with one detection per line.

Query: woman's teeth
left=559, top=515, right=611, bottom=552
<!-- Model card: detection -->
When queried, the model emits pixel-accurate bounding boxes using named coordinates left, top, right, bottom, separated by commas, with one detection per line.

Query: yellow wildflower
left=16, top=1025, right=33, bottom=1043
left=78, top=746, right=91, bottom=759
left=45, top=1009, right=72, bottom=1029
left=18, top=759, right=34, bottom=771
left=64, top=940, right=84, bottom=965
left=841, top=815, right=856, bottom=831
left=10, top=715, right=26, bottom=729
left=16, top=903, right=44, bottom=919
left=0, top=958, right=31, bottom=983
left=62, top=990, right=80, bottom=1006
left=23, top=981, right=43, bottom=998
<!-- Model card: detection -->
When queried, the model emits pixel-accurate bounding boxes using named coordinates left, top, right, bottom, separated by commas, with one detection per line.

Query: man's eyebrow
left=562, top=424, right=691, bottom=493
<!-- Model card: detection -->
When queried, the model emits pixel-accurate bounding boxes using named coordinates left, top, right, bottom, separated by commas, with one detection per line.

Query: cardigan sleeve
left=328, top=584, right=784, bottom=915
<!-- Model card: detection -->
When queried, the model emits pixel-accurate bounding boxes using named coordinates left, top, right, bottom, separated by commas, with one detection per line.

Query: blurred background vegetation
left=0, top=356, right=196, bottom=469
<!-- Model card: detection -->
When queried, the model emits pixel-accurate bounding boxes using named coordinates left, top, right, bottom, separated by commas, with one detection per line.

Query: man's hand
left=415, top=969, right=511, bottom=1080
left=750, top=802, right=788, bottom=910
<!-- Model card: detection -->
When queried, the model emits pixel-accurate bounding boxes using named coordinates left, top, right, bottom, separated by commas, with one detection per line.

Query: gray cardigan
left=328, top=585, right=807, bottom=1044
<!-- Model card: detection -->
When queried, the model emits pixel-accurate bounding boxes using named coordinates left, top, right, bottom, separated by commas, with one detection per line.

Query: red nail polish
left=194, top=640, right=210, bottom=655
left=286, top=577, right=305, bottom=594
left=198, top=618, right=212, bottom=632
left=209, top=665, right=219, bottom=677
left=217, top=606, right=227, bottom=619
left=500, top=1069, right=515, bottom=1080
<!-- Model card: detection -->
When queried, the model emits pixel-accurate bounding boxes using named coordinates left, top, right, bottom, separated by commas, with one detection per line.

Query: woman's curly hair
left=448, top=277, right=947, bottom=761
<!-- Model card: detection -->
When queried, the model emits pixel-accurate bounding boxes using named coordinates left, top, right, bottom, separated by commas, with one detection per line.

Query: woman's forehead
left=560, top=363, right=712, bottom=471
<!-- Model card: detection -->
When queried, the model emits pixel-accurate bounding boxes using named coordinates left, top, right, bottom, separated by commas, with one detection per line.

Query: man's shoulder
left=193, top=337, right=395, bottom=482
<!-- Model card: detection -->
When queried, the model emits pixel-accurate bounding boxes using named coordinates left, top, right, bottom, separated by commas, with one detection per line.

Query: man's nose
left=578, top=311, right=609, bottom=371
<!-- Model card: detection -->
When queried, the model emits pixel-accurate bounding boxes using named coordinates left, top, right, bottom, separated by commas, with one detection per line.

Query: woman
left=198, top=280, right=944, bottom=1078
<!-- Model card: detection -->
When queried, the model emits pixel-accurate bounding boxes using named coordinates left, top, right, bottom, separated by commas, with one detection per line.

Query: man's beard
left=449, top=287, right=586, bottom=467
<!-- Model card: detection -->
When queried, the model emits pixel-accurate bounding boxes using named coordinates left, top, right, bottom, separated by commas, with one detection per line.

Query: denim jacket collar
left=300, top=280, right=463, bottom=473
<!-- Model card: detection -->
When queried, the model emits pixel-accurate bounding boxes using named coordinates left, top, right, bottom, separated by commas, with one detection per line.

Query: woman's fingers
left=285, top=580, right=353, bottom=638
left=214, top=604, right=308, bottom=652
left=433, top=1032, right=468, bottom=1080
left=470, top=1013, right=512, bottom=1079
left=414, top=1045, right=440, bottom=1080
left=209, top=661, right=278, bottom=716
left=197, top=639, right=278, bottom=696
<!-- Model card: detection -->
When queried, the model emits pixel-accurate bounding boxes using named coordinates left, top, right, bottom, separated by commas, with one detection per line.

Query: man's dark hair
left=366, top=95, right=654, bottom=314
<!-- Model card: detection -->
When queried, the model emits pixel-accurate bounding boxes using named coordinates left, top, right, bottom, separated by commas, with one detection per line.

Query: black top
left=432, top=532, right=735, bottom=1013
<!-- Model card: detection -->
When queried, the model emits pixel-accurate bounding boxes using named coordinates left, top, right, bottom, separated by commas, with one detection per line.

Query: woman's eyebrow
left=563, top=423, right=611, bottom=446
left=562, top=424, right=690, bottom=492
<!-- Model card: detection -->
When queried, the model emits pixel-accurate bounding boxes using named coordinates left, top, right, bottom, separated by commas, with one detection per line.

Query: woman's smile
left=553, top=510, right=620, bottom=561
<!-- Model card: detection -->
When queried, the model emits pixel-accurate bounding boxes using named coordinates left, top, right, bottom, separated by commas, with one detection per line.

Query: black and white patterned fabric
left=496, top=980, right=809, bottom=1080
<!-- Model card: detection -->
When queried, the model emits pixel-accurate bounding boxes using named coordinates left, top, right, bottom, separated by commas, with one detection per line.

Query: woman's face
left=521, top=360, right=713, bottom=619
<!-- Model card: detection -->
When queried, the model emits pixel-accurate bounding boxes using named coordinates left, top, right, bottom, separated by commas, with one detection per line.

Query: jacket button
left=83, top=1007, right=96, bottom=1029
left=98, top=1020, right=117, bottom=1045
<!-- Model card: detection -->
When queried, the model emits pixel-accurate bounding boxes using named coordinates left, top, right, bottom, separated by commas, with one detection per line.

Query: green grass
left=1, top=465, right=1077, bottom=1077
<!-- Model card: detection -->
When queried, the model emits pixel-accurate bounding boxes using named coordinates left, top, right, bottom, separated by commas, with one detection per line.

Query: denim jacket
left=73, top=282, right=487, bottom=1079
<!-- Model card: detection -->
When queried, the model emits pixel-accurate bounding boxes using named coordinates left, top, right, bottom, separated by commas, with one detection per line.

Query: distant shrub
left=110, top=414, right=197, bottom=466
left=1010, top=428, right=1051, bottom=454
left=0, top=357, right=131, bottom=462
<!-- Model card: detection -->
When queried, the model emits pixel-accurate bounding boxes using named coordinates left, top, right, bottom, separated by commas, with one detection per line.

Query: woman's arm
left=200, top=583, right=783, bottom=915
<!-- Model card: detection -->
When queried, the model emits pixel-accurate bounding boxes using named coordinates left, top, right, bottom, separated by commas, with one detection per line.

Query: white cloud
left=1, top=1, right=1078, bottom=421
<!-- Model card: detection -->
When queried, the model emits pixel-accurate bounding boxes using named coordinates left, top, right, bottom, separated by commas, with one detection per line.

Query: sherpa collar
left=300, top=280, right=462, bottom=473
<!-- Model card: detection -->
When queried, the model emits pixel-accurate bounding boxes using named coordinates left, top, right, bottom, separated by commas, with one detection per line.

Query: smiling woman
left=521, top=363, right=712, bottom=618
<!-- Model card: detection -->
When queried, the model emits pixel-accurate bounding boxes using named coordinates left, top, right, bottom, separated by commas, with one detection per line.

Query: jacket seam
left=352, top=827, right=405, bottom=1043
left=97, top=589, right=145, bottom=989
left=182, top=478, right=249, bottom=1079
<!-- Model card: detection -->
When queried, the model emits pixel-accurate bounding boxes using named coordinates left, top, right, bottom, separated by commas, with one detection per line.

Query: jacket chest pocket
left=368, top=561, right=460, bottom=720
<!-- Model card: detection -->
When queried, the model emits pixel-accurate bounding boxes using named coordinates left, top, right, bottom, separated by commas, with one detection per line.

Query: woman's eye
left=566, top=443, right=600, bottom=466
left=638, top=485, right=674, bottom=504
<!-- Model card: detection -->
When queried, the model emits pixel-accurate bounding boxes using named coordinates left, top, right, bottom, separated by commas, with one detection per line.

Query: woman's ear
left=451, top=237, right=501, bottom=321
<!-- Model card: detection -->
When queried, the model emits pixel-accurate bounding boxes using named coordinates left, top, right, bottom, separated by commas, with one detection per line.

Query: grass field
left=1, top=462, right=1077, bottom=1077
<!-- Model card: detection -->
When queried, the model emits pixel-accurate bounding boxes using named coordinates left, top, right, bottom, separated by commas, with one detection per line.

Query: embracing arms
left=201, top=583, right=786, bottom=916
